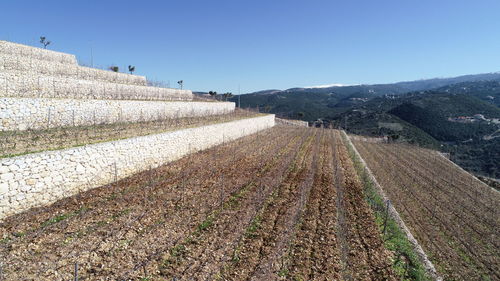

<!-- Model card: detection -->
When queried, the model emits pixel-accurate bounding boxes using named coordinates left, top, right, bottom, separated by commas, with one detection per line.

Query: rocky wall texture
left=0, top=114, right=275, bottom=220
left=0, top=98, right=235, bottom=131
left=0, top=53, right=147, bottom=85
left=0, top=40, right=77, bottom=64
left=0, top=70, right=192, bottom=101
left=275, top=118, right=309, bottom=127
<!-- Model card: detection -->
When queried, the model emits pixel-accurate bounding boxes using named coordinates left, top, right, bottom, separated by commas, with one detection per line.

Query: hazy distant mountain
left=246, top=72, right=500, bottom=96
left=233, top=71, right=500, bottom=120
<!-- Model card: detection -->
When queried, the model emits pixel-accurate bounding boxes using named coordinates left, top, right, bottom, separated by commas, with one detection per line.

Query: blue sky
left=1, top=0, right=500, bottom=93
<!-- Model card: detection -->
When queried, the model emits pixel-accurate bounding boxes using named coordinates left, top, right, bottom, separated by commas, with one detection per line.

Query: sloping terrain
left=0, top=126, right=395, bottom=280
left=0, top=109, right=259, bottom=158
left=352, top=139, right=500, bottom=281
left=231, top=72, right=500, bottom=121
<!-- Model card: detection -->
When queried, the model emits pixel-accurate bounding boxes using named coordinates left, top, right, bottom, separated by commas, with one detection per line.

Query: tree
left=39, top=36, right=51, bottom=49
left=208, top=91, right=217, bottom=100
left=223, top=92, right=233, bottom=101
left=178, top=80, right=184, bottom=90
left=297, top=112, right=305, bottom=118
left=128, top=65, right=135, bottom=74
left=109, top=66, right=119, bottom=72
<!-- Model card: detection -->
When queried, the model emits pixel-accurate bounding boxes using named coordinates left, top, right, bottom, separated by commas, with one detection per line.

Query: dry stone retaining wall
left=0, top=114, right=275, bottom=220
left=0, top=53, right=147, bottom=85
left=275, top=117, right=309, bottom=127
left=0, top=98, right=235, bottom=131
left=0, top=70, right=192, bottom=101
left=0, top=40, right=192, bottom=100
left=0, top=40, right=77, bottom=64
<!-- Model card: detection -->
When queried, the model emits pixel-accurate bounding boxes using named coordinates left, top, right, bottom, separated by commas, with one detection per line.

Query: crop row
left=1, top=127, right=397, bottom=280
left=353, top=140, right=500, bottom=281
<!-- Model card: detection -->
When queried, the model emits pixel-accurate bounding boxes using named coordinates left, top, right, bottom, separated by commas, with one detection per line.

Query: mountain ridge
left=244, top=71, right=500, bottom=96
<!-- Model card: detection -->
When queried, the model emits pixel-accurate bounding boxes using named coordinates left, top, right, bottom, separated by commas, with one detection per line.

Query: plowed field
left=353, top=139, right=500, bottom=281
left=0, top=127, right=395, bottom=280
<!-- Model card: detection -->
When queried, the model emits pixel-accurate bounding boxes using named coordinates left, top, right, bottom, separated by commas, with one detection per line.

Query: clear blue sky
left=1, top=0, right=499, bottom=93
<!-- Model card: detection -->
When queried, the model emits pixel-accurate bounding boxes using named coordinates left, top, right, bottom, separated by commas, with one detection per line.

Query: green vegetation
left=344, top=135, right=430, bottom=281
left=435, top=80, right=500, bottom=106
left=40, top=207, right=89, bottom=228
left=196, top=215, right=214, bottom=233
left=235, top=78, right=500, bottom=178
left=128, top=65, right=135, bottom=74
left=389, top=101, right=497, bottom=141
left=245, top=215, right=261, bottom=238
left=39, top=36, right=51, bottom=49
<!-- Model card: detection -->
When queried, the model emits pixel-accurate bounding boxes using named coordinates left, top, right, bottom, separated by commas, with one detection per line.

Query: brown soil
left=0, top=127, right=396, bottom=280
left=353, top=140, right=500, bottom=281
left=0, top=108, right=260, bottom=158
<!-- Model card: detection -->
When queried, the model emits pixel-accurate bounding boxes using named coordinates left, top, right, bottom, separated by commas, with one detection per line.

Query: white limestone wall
left=0, top=40, right=77, bottom=64
left=0, top=98, right=235, bottom=131
left=0, top=71, right=192, bottom=101
left=0, top=53, right=147, bottom=86
left=0, top=114, right=275, bottom=220
left=0, top=40, right=191, bottom=100
left=276, top=118, right=309, bottom=127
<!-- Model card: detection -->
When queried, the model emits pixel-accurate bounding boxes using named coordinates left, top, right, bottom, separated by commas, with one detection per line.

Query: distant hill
left=231, top=72, right=500, bottom=178
left=435, top=80, right=500, bottom=106
left=232, top=71, right=500, bottom=121
left=244, top=71, right=500, bottom=96
left=334, top=92, right=500, bottom=177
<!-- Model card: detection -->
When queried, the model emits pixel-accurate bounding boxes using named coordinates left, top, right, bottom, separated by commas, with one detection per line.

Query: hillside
left=436, top=80, right=500, bottom=106
left=231, top=72, right=500, bottom=121
left=2, top=126, right=498, bottom=280
left=233, top=75, right=500, bottom=178
left=353, top=138, right=500, bottom=280
left=335, top=92, right=500, bottom=177
left=0, top=127, right=399, bottom=280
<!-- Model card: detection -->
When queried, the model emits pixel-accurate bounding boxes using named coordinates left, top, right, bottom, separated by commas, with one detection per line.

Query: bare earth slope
left=0, top=127, right=395, bottom=280
left=353, top=139, right=500, bottom=281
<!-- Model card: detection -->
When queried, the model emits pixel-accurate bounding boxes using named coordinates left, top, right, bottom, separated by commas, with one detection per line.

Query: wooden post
left=74, top=262, right=78, bottom=281
left=382, top=200, right=390, bottom=236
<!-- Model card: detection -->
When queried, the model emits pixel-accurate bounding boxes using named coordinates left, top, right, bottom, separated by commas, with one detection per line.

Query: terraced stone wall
left=0, top=71, right=191, bottom=101
left=275, top=118, right=309, bottom=127
left=0, top=40, right=192, bottom=100
left=0, top=53, right=147, bottom=85
left=0, top=114, right=275, bottom=220
left=0, top=40, right=77, bottom=64
left=0, top=98, right=235, bottom=131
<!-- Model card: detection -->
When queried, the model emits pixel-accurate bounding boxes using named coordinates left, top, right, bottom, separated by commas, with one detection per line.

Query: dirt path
left=221, top=129, right=319, bottom=280
left=286, top=129, right=342, bottom=280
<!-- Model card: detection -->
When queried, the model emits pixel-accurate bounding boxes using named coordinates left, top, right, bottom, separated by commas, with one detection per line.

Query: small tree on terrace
left=128, top=65, right=135, bottom=74
left=109, top=66, right=119, bottom=72
left=39, top=36, right=51, bottom=49
left=223, top=92, right=233, bottom=101
left=208, top=91, right=217, bottom=100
